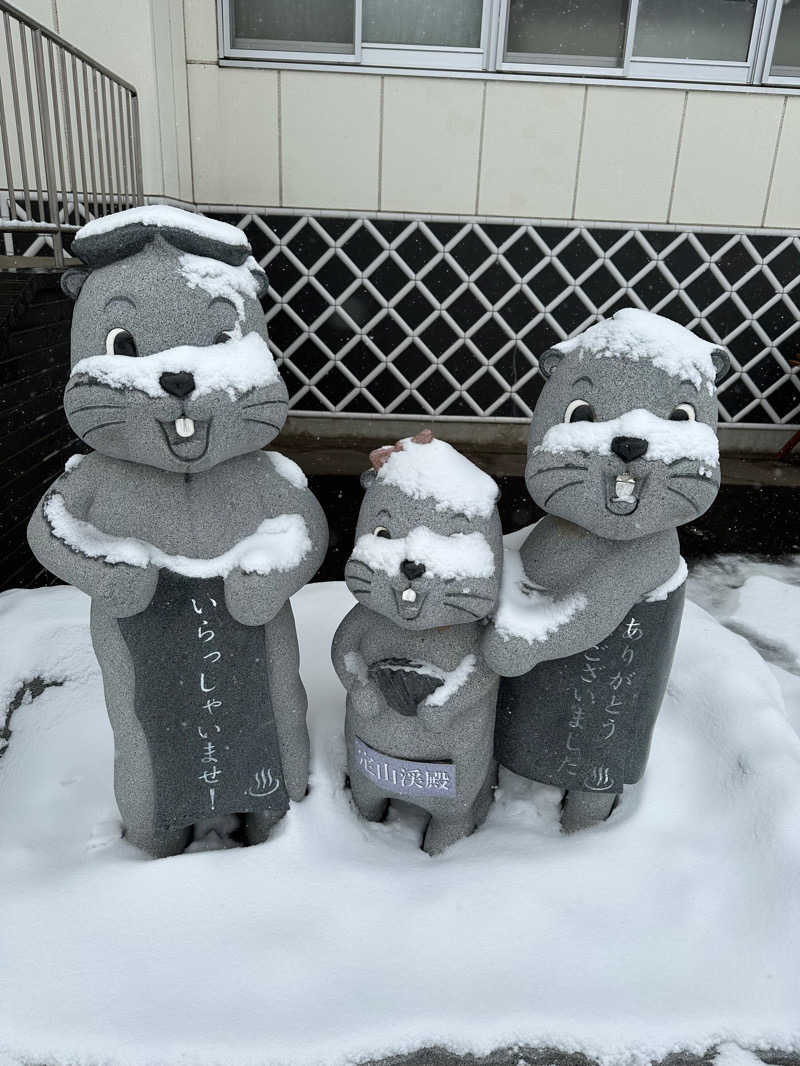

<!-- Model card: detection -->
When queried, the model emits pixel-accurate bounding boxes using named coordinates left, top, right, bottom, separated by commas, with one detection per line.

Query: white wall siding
left=9, top=0, right=800, bottom=229
left=183, top=0, right=219, bottom=63
left=764, top=96, right=799, bottom=229
left=670, top=92, right=785, bottom=228
left=381, top=77, right=484, bottom=213
left=187, top=64, right=279, bottom=206
left=282, top=71, right=381, bottom=211
left=575, top=86, right=684, bottom=223
left=478, top=81, right=584, bottom=219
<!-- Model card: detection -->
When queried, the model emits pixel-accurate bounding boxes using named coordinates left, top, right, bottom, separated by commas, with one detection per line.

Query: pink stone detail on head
left=410, top=428, right=434, bottom=445
left=369, top=427, right=435, bottom=470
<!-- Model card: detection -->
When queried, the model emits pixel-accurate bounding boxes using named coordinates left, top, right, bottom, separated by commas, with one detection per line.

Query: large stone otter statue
left=482, top=309, right=729, bottom=832
left=332, top=430, right=503, bottom=855
left=28, top=206, right=328, bottom=857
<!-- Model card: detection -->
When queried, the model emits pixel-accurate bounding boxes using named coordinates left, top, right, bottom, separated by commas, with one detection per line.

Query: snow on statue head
left=332, top=430, right=503, bottom=855
left=348, top=429, right=503, bottom=632
left=60, top=205, right=288, bottom=472
left=528, top=308, right=729, bottom=541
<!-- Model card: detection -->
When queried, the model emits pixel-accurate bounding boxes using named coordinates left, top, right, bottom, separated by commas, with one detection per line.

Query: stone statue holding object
left=332, top=430, right=503, bottom=855
left=482, top=309, right=729, bottom=832
left=27, top=206, right=328, bottom=857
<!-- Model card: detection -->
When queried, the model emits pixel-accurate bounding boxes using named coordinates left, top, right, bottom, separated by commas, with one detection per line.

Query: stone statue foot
left=349, top=773, right=390, bottom=823
left=560, top=789, right=618, bottom=833
left=124, top=821, right=192, bottom=859
left=241, top=810, right=286, bottom=846
left=422, top=811, right=476, bottom=856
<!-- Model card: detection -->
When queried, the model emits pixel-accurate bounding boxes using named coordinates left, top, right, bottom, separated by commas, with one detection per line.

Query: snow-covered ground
left=1, top=556, right=799, bottom=1066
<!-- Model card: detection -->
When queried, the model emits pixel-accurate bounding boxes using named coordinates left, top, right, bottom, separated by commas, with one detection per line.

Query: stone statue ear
left=538, top=347, right=565, bottom=379
left=61, top=266, right=90, bottom=300
left=710, top=347, right=730, bottom=385
left=249, top=263, right=268, bottom=299
left=360, top=469, right=377, bottom=491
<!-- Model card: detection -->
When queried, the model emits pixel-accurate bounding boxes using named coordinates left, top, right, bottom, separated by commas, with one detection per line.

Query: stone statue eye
left=373, top=526, right=391, bottom=538
left=670, top=403, right=696, bottom=422
left=564, top=399, right=594, bottom=423
left=214, top=330, right=235, bottom=345
left=105, top=327, right=138, bottom=357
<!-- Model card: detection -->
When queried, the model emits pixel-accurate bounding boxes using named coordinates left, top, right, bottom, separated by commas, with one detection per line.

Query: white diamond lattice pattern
left=18, top=206, right=799, bottom=427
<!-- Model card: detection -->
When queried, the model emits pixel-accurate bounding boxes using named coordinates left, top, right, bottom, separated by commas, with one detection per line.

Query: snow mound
left=45, top=494, right=310, bottom=578
left=352, top=526, right=495, bottom=580
left=376, top=436, right=499, bottom=519
left=536, top=408, right=720, bottom=466
left=723, top=575, right=800, bottom=669
left=75, top=205, right=249, bottom=249
left=71, top=331, right=279, bottom=399
left=1, top=570, right=800, bottom=1066
left=553, top=308, right=722, bottom=392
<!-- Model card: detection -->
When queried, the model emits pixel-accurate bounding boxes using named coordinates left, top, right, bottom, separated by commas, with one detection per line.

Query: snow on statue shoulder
left=27, top=205, right=328, bottom=857
left=331, top=430, right=504, bottom=855
left=482, top=309, right=729, bottom=832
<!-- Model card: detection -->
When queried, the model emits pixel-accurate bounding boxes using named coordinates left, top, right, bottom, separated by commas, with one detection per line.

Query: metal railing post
left=0, top=0, right=144, bottom=264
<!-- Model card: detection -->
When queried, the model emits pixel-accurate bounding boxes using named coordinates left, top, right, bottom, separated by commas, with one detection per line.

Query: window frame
left=757, top=0, right=800, bottom=86
left=218, top=0, right=800, bottom=88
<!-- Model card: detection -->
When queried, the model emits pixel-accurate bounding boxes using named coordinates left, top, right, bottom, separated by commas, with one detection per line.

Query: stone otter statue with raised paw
left=482, top=309, right=729, bottom=832
left=28, top=206, right=328, bottom=857
left=331, top=430, right=503, bottom=855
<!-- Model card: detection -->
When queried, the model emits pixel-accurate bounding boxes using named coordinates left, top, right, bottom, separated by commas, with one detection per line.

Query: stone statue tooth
left=401, top=588, right=417, bottom=602
left=614, top=473, right=636, bottom=500
left=175, top=417, right=195, bottom=438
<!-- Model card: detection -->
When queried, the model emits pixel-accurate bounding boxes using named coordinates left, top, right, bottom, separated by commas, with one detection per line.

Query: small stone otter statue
left=482, top=309, right=729, bottom=832
left=27, top=206, right=328, bottom=857
left=331, top=430, right=503, bottom=855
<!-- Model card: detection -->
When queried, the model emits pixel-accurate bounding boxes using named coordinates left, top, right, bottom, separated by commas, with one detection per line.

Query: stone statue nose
left=611, top=435, right=648, bottom=463
left=159, top=371, right=195, bottom=399
left=400, top=559, right=426, bottom=581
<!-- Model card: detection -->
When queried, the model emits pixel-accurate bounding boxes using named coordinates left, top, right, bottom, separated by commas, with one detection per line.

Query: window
left=220, top=0, right=800, bottom=85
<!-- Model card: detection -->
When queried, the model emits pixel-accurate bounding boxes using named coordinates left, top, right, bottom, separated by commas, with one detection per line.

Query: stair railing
left=0, top=0, right=143, bottom=267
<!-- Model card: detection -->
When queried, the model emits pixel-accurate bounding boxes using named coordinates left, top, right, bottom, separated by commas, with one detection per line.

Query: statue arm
left=265, top=601, right=309, bottom=802
left=27, top=458, right=158, bottom=618
left=224, top=485, right=329, bottom=626
left=482, top=546, right=672, bottom=677
left=331, top=606, right=371, bottom=689
left=417, top=655, right=498, bottom=734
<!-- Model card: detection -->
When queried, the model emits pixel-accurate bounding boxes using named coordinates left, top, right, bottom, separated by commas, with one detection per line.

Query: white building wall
left=10, top=0, right=800, bottom=229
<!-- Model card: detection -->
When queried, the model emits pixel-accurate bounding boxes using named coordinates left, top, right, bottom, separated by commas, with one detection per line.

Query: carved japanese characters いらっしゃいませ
left=331, top=429, right=504, bottom=856
left=26, top=205, right=328, bottom=858
left=482, top=308, right=729, bottom=832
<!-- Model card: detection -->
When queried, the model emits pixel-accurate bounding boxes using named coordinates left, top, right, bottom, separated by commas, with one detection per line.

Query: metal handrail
left=0, top=0, right=143, bottom=267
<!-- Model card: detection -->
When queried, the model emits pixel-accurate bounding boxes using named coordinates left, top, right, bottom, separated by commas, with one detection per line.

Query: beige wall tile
left=671, top=91, right=783, bottom=228
left=151, top=0, right=193, bottom=202
left=479, top=81, right=583, bottom=219
left=183, top=0, right=218, bottom=62
left=764, top=96, right=799, bottom=229
left=56, top=0, right=163, bottom=195
left=282, top=71, right=380, bottom=211
left=576, top=86, right=683, bottom=223
left=14, top=0, right=55, bottom=28
left=381, top=76, right=483, bottom=214
left=188, top=64, right=279, bottom=206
